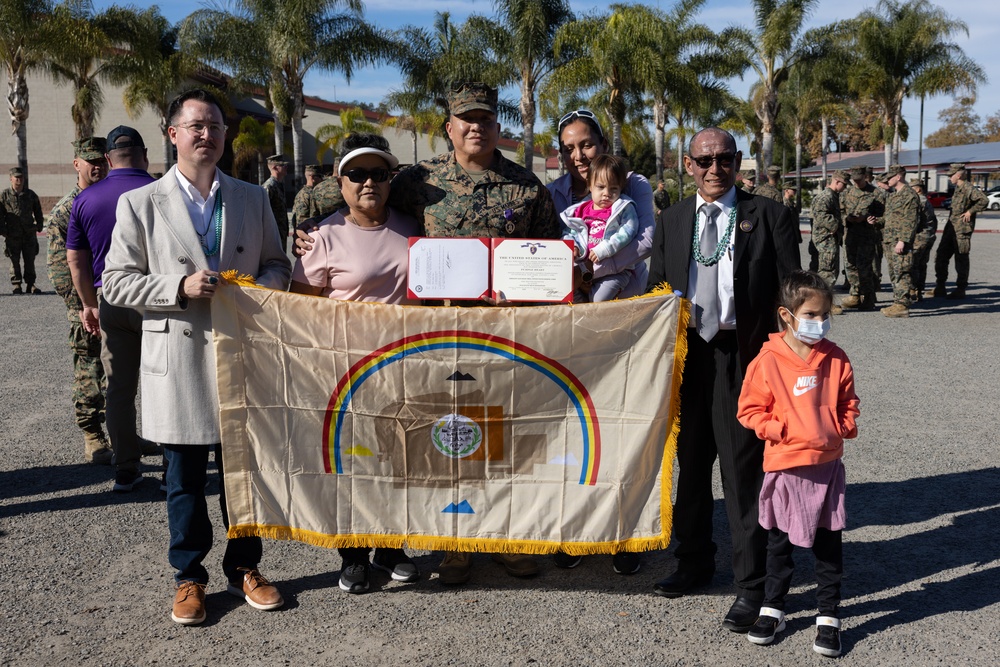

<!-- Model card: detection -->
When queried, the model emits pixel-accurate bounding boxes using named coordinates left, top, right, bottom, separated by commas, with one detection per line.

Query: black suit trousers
left=672, top=329, right=767, bottom=598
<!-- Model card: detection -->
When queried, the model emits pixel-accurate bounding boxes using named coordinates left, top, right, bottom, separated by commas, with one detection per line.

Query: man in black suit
left=647, top=128, right=800, bottom=632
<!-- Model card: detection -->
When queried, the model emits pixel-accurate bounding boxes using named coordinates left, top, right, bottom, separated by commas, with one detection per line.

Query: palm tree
left=462, top=0, right=574, bottom=171
left=231, top=116, right=274, bottom=184
left=314, top=106, right=382, bottom=164
left=551, top=4, right=662, bottom=156
left=46, top=1, right=154, bottom=140
left=725, top=0, right=829, bottom=169
left=181, top=0, right=394, bottom=187
left=0, top=0, right=55, bottom=184
left=382, top=88, right=445, bottom=165
left=117, top=7, right=198, bottom=170
left=853, top=0, right=986, bottom=168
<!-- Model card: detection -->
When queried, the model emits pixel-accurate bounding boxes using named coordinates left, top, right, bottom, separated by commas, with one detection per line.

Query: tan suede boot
left=840, top=295, right=861, bottom=308
left=84, top=432, right=113, bottom=465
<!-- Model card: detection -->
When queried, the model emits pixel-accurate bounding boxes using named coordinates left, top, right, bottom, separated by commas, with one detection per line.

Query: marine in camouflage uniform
left=909, top=180, right=937, bottom=298
left=931, top=163, right=988, bottom=299
left=868, top=166, right=885, bottom=286
left=262, top=155, right=289, bottom=251
left=291, top=164, right=324, bottom=227
left=304, top=176, right=345, bottom=221
left=752, top=166, right=783, bottom=203
left=653, top=181, right=671, bottom=214
left=46, top=137, right=112, bottom=463
left=877, top=165, right=919, bottom=317
left=840, top=166, right=884, bottom=310
left=810, top=171, right=850, bottom=292
left=1, top=167, right=45, bottom=293
left=389, top=82, right=557, bottom=585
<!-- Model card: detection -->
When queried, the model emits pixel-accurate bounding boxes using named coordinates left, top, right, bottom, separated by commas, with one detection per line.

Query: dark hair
left=558, top=114, right=607, bottom=152
left=167, top=89, right=225, bottom=127
left=342, top=132, right=390, bottom=153
left=587, top=154, right=627, bottom=190
left=777, top=270, right=834, bottom=327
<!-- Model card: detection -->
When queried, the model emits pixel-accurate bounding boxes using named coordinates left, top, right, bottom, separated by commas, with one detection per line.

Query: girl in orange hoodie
left=737, top=270, right=860, bottom=658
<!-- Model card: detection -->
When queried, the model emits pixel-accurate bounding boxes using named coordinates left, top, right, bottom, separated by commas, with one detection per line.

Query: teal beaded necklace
left=691, top=204, right=737, bottom=267
left=199, top=190, right=223, bottom=257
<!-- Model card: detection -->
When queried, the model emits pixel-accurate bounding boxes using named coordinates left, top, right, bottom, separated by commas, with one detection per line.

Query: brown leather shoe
left=171, top=581, right=206, bottom=625
left=438, top=551, right=472, bottom=585
left=492, top=553, right=540, bottom=577
left=228, top=568, right=284, bottom=610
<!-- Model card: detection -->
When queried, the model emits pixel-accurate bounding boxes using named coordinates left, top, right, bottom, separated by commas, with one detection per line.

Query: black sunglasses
left=689, top=153, right=738, bottom=169
left=342, top=167, right=390, bottom=184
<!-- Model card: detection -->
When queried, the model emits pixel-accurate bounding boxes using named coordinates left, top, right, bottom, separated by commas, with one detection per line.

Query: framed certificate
left=490, top=239, right=574, bottom=303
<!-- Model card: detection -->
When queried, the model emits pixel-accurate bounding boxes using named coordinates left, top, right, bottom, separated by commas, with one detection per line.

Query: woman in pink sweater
left=737, top=270, right=860, bottom=658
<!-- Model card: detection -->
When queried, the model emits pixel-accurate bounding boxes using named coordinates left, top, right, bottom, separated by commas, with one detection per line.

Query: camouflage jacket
left=840, top=182, right=884, bottom=231
left=949, top=180, right=988, bottom=234
left=810, top=187, right=841, bottom=244
left=752, top=183, right=782, bottom=204
left=290, top=184, right=313, bottom=226
left=46, top=186, right=84, bottom=321
left=915, top=194, right=937, bottom=242
left=305, top=178, right=345, bottom=221
left=653, top=188, right=671, bottom=213
left=388, top=150, right=559, bottom=239
left=883, top=183, right=920, bottom=245
left=1, top=187, right=44, bottom=240
left=262, top=176, right=287, bottom=231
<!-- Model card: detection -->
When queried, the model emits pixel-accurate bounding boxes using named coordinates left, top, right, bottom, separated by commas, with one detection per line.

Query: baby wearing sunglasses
left=559, top=154, right=640, bottom=302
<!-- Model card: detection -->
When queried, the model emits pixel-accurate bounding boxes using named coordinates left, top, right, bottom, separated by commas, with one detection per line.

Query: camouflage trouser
left=844, top=225, right=877, bottom=300
left=69, top=321, right=106, bottom=434
left=5, top=235, right=38, bottom=287
left=814, top=236, right=840, bottom=289
left=911, top=233, right=936, bottom=292
left=883, top=244, right=913, bottom=306
left=934, top=222, right=971, bottom=289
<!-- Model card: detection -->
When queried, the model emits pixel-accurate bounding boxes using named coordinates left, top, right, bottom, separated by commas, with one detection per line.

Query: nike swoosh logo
left=793, top=385, right=817, bottom=397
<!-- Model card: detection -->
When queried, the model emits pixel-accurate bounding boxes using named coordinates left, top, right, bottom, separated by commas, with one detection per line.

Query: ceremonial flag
left=215, top=281, right=687, bottom=555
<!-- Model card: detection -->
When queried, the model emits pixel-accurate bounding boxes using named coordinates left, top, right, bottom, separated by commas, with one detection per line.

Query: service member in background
left=908, top=180, right=937, bottom=301
left=291, top=164, right=324, bottom=227
left=263, top=154, right=289, bottom=251
left=929, top=163, right=988, bottom=300
left=752, top=166, right=783, bottom=203
left=46, top=137, right=111, bottom=463
left=1, top=166, right=44, bottom=294
left=809, top=170, right=850, bottom=315
left=839, top=166, right=884, bottom=311
left=877, top=165, right=920, bottom=318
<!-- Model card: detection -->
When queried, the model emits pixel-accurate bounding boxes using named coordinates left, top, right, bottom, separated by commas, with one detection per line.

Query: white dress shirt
left=174, top=167, right=222, bottom=271
left=687, top=186, right=737, bottom=331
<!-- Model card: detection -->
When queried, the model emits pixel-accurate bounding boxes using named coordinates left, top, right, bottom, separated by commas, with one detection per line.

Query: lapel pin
left=739, top=219, right=754, bottom=232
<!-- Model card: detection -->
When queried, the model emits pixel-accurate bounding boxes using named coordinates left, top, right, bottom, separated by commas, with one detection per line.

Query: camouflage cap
left=266, top=154, right=289, bottom=166
left=832, top=170, right=851, bottom=184
left=886, top=163, right=906, bottom=178
left=9, top=167, right=24, bottom=177
left=782, top=182, right=798, bottom=192
left=304, top=164, right=322, bottom=176
left=946, top=162, right=966, bottom=175
left=74, top=136, right=107, bottom=161
left=849, top=166, right=868, bottom=180
left=766, top=165, right=782, bottom=176
left=739, top=170, right=756, bottom=181
left=448, top=82, right=498, bottom=116
left=875, top=171, right=891, bottom=184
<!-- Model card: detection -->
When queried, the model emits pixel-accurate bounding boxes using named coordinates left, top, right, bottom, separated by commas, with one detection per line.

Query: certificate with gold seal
left=490, top=239, right=574, bottom=303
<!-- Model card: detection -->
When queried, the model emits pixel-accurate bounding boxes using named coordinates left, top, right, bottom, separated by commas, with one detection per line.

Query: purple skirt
left=758, top=458, right=846, bottom=548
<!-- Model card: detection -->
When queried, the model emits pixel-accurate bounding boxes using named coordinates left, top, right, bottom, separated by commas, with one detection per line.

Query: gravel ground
left=1, top=225, right=999, bottom=666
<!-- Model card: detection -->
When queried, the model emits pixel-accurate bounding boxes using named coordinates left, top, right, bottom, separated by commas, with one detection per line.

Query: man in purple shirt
left=67, top=126, right=157, bottom=492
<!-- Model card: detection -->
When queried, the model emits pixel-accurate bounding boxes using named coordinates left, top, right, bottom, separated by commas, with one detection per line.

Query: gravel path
left=2, top=228, right=999, bottom=666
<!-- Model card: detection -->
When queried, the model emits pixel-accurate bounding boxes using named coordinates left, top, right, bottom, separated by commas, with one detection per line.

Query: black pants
left=673, top=330, right=767, bottom=598
left=763, top=527, right=842, bottom=616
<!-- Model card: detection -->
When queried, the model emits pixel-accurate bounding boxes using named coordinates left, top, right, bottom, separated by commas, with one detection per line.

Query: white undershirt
left=688, top=186, right=737, bottom=331
left=174, top=167, right=222, bottom=270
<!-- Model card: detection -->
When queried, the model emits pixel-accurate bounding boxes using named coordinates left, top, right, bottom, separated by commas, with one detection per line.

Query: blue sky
left=94, top=1, right=1000, bottom=154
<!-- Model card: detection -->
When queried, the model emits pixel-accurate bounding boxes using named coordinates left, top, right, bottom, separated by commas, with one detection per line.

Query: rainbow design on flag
left=322, top=330, right=601, bottom=485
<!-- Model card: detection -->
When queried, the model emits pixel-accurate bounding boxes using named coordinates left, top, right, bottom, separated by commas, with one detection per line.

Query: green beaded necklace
left=199, top=191, right=223, bottom=257
left=691, top=204, right=737, bottom=267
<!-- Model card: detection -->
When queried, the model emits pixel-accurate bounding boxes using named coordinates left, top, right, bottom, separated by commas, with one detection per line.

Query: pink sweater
left=737, top=331, right=860, bottom=472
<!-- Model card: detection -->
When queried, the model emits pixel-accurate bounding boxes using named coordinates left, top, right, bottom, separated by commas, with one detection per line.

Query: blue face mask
left=789, top=313, right=830, bottom=344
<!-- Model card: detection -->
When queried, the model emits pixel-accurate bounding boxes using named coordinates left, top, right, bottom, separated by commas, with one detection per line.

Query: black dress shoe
left=652, top=567, right=714, bottom=598
left=723, top=596, right=763, bottom=633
